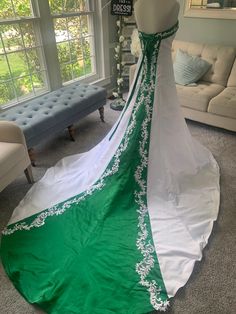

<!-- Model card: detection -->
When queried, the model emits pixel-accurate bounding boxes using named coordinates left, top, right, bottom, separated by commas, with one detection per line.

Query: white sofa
left=129, top=40, right=236, bottom=132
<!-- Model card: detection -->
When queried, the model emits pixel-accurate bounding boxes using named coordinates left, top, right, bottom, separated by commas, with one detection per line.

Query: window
left=49, top=0, right=96, bottom=83
left=0, top=0, right=47, bottom=107
left=0, top=0, right=108, bottom=108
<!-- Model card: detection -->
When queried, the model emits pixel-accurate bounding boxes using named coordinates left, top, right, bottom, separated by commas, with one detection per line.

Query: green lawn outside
left=0, top=53, right=26, bottom=78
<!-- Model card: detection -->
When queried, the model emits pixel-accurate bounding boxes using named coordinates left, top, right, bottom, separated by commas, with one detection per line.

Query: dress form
left=134, top=0, right=179, bottom=34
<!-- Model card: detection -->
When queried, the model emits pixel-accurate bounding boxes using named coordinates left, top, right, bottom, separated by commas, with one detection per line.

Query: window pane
left=49, top=0, right=89, bottom=14
left=72, top=60, right=84, bottom=78
left=0, top=0, right=32, bottom=19
left=12, top=0, right=32, bottom=17
left=63, top=0, right=76, bottom=12
left=54, top=18, right=68, bottom=42
left=65, top=0, right=89, bottom=12
left=57, top=42, right=71, bottom=63
left=77, top=0, right=89, bottom=11
left=7, top=52, right=29, bottom=78
left=0, top=54, right=10, bottom=82
left=32, top=71, right=46, bottom=91
left=70, top=40, right=83, bottom=61
left=0, top=1, right=15, bottom=19
left=21, top=22, right=37, bottom=48
left=61, top=63, right=73, bottom=82
left=0, top=81, right=15, bottom=106
left=49, top=0, right=63, bottom=14
left=84, top=56, right=92, bottom=75
left=0, top=51, right=47, bottom=105
left=67, top=17, right=81, bottom=39
left=1, top=24, right=24, bottom=53
left=85, top=56, right=95, bottom=74
left=83, top=36, right=93, bottom=74
left=80, top=15, right=89, bottom=37
left=14, top=76, right=33, bottom=98
left=27, top=48, right=43, bottom=72
left=83, top=37, right=91, bottom=59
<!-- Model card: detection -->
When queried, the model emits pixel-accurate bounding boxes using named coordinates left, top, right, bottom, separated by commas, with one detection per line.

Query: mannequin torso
left=134, top=0, right=179, bottom=34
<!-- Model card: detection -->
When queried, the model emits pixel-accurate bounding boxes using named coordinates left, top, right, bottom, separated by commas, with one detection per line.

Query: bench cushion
left=0, top=82, right=107, bottom=147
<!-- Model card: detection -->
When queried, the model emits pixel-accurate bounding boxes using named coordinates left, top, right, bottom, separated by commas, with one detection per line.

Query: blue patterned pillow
left=173, top=49, right=211, bottom=86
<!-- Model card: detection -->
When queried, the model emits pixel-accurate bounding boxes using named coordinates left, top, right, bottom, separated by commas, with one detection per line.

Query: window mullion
left=88, top=12, right=96, bottom=75
left=0, top=17, right=40, bottom=26
left=36, top=0, right=62, bottom=90
left=78, top=16, right=86, bottom=77
left=66, top=17, right=73, bottom=79
left=51, top=11, right=94, bottom=19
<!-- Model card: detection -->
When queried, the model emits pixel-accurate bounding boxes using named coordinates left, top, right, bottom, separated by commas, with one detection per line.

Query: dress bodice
left=138, top=21, right=179, bottom=60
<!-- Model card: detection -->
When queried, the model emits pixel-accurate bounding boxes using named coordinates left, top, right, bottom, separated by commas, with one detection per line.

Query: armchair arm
left=0, top=121, right=27, bottom=147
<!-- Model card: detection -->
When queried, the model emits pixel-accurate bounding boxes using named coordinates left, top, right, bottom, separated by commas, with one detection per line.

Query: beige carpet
left=0, top=104, right=235, bottom=314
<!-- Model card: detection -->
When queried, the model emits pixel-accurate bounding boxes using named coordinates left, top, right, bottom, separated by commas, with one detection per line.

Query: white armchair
left=0, top=121, right=33, bottom=192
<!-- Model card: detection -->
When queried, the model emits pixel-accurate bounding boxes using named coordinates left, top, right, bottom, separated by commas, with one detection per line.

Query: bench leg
left=28, top=148, right=36, bottom=167
left=98, top=106, right=105, bottom=123
left=68, top=125, right=75, bottom=142
left=24, top=165, right=34, bottom=184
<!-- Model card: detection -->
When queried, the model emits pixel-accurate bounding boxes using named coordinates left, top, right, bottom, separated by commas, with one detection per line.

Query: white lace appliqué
left=134, top=39, right=169, bottom=311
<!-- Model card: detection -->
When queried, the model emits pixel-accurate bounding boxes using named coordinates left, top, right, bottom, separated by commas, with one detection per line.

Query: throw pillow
left=173, top=49, right=211, bottom=86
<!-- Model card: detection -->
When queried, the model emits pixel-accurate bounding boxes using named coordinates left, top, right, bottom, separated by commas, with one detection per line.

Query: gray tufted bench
left=0, top=81, right=107, bottom=165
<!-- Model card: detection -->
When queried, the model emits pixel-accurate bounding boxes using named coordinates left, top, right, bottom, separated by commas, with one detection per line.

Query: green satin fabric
left=1, top=22, right=178, bottom=314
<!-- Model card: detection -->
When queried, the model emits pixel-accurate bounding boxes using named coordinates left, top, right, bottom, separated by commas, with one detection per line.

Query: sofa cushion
left=174, top=49, right=211, bottom=85
left=208, top=87, right=236, bottom=119
left=227, top=59, right=236, bottom=87
left=176, top=82, right=224, bottom=112
left=0, top=142, right=25, bottom=178
left=172, top=40, right=236, bottom=86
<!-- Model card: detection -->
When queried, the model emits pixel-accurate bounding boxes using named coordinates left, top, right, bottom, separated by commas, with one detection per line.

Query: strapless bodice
left=138, top=21, right=179, bottom=60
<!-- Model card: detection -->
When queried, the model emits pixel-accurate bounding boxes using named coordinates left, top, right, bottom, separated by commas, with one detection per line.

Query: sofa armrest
left=0, top=121, right=27, bottom=146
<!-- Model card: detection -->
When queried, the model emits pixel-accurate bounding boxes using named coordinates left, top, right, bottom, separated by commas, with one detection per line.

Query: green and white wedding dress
left=0, top=22, right=220, bottom=313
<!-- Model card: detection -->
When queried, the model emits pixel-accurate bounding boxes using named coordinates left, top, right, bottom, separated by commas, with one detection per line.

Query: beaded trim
left=134, top=34, right=169, bottom=311
left=134, top=22, right=179, bottom=311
